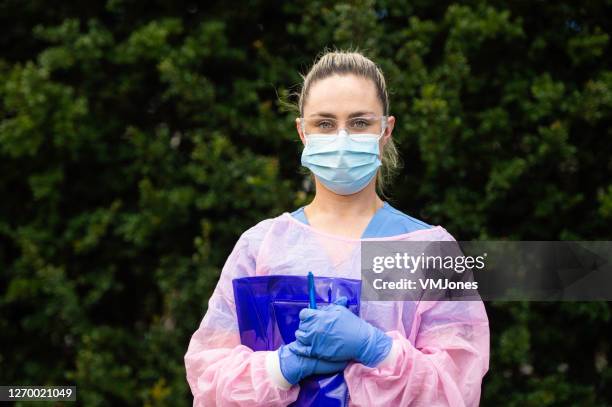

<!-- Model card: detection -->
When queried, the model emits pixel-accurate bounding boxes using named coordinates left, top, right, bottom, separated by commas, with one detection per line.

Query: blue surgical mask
left=301, top=129, right=383, bottom=195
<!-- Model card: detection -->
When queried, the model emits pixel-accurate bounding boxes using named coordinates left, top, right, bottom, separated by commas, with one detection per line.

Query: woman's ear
left=381, top=115, right=395, bottom=147
left=296, top=117, right=306, bottom=146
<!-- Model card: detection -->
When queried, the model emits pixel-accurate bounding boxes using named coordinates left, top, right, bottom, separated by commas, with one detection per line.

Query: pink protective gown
left=184, top=212, right=490, bottom=406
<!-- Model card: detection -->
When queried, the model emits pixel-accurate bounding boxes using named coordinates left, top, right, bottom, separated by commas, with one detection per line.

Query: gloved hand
left=288, top=296, right=393, bottom=367
left=278, top=341, right=348, bottom=385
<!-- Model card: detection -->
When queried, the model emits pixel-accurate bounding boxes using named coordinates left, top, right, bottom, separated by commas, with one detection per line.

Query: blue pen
left=308, top=271, right=316, bottom=309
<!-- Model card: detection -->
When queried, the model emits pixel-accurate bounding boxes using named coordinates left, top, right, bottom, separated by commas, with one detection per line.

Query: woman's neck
left=305, top=181, right=384, bottom=221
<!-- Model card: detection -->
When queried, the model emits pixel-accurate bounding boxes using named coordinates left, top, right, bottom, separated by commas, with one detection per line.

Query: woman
left=184, top=50, right=490, bottom=406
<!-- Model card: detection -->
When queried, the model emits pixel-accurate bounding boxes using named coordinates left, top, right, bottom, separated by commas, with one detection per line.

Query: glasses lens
left=304, top=118, right=337, bottom=135
left=347, top=117, right=382, bottom=134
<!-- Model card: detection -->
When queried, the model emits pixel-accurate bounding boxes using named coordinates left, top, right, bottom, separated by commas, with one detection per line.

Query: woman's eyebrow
left=308, top=111, right=377, bottom=118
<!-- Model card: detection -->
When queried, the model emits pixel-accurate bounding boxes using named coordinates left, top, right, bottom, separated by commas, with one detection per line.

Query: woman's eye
left=352, top=119, right=370, bottom=128
left=318, top=121, right=335, bottom=129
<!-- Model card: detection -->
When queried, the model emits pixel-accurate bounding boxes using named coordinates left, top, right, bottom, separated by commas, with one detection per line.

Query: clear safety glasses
left=300, top=115, right=388, bottom=143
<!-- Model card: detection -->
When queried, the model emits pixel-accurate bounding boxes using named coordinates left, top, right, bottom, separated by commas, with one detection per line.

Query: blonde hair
left=289, top=48, right=402, bottom=199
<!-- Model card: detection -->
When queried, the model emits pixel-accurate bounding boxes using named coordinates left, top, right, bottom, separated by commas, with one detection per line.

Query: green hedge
left=1, top=1, right=611, bottom=405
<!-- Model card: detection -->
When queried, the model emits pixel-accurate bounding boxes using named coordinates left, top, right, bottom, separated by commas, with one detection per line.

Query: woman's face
left=296, top=74, right=395, bottom=147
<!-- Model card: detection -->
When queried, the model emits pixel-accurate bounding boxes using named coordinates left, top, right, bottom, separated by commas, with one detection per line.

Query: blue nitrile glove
left=288, top=296, right=393, bottom=367
left=278, top=341, right=348, bottom=385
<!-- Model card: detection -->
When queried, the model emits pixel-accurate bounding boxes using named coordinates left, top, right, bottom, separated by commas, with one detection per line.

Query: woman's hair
left=288, top=47, right=402, bottom=199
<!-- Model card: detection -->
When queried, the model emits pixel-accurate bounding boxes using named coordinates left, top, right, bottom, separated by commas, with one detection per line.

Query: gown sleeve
left=184, top=222, right=300, bottom=406
left=344, top=229, right=490, bottom=407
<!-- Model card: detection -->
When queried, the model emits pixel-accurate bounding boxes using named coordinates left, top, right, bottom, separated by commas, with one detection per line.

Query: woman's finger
left=294, top=328, right=315, bottom=345
left=299, top=308, right=320, bottom=321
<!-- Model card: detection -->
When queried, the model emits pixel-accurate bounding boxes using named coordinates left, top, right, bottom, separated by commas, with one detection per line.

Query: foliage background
left=1, top=0, right=611, bottom=405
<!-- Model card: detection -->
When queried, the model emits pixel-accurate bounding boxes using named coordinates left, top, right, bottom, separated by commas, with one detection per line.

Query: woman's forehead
left=304, top=74, right=381, bottom=115
left=306, top=110, right=378, bottom=118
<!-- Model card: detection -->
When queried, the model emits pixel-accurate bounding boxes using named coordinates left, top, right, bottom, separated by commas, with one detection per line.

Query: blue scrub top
left=291, top=201, right=433, bottom=238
